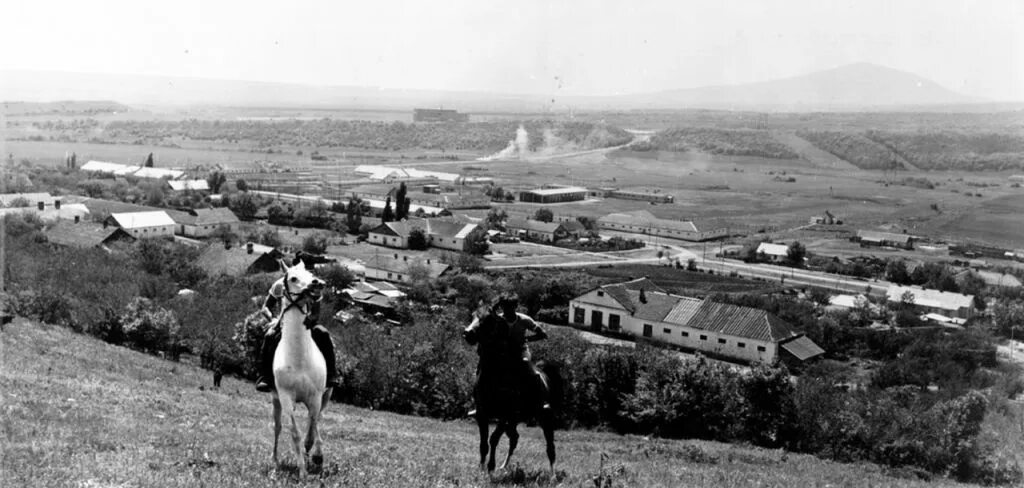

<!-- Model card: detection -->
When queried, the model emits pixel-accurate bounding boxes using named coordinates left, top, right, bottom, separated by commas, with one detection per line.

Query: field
left=1, top=319, right=985, bottom=488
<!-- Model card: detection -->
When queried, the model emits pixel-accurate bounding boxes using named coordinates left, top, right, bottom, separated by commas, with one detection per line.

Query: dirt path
left=770, top=132, right=861, bottom=171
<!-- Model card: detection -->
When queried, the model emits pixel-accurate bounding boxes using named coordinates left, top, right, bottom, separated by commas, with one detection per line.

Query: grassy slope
left=1, top=319, right=974, bottom=488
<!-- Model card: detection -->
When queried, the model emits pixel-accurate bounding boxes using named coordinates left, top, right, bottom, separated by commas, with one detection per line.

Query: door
left=591, top=310, right=603, bottom=331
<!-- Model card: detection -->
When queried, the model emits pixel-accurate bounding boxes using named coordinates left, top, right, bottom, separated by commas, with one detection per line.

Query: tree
left=301, top=233, right=329, bottom=254
left=236, top=179, right=249, bottom=192
left=319, top=264, right=355, bottom=292
left=408, top=228, right=429, bottom=250
left=885, top=259, right=911, bottom=285
left=786, top=241, right=806, bottom=267
left=206, top=171, right=227, bottom=193
left=992, top=301, right=1024, bottom=338
left=577, top=216, right=598, bottom=231
left=144, top=152, right=154, bottom=168
left=381, top=197, right=394, bottom=223
left=485, top=207, right=508, bottom=231
left=70, top=152, right=77, bottom=169
left=346, top=196, right=363, bottom=234
left=228, top=192, right=258, bottom=220
left=395, top=182, right=408, bottom=220
left=534, top=208, right=554, bottom=223
left=210, top=225, right=238, bottom=247
left=465, top=229, right=490, bottom=255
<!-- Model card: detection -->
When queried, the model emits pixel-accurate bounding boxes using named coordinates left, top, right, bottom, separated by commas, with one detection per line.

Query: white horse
left=271, top=262, right=332, bottom=476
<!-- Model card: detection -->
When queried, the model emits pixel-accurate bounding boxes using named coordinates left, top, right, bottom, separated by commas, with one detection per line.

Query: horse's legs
left=498, top=422, right=519, bottom=470
left=487, top=422, right=504, bottom=472
left=272, top=395, right=282, bottom=466
left=305, top=395, right=325, bottom=469
left=277, top=395, right=305, bottom=476
left=477, top=416, right=490, bottom=471
left=541, top=416, right=556, bottom=475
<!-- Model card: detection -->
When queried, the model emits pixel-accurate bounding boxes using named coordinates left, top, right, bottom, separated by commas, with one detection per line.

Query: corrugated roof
left=687, top=301, right=799, bottom=342
left=598, top=211, right=704, bottom=233
left=132, top=167, right=185, bottom=179
left=109, top=211, right=176, bottom=229
left=81, top=161, right=126, bottom=173
left=664, top=297, right=703, bottom=324
left=781, top=336, right=825, bottom=361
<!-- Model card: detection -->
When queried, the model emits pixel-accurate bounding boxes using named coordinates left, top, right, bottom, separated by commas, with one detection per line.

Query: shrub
left=121, top=297, right=180, bottom=355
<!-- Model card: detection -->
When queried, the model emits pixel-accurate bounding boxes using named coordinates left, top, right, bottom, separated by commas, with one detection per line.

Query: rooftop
left=109, top=211, right=176, bottom=229
left=886, top=285, right=974, bottom=311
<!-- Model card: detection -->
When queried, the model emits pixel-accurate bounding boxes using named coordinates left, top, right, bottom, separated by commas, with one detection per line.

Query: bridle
left=280, top=269, right=321, bottom=327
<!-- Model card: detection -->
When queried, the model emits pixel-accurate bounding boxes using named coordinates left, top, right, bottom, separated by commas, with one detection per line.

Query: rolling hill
left=0, top=319, right=974, bottom=487
left=614, top=63, right=983, bottom=111
left=0, top=64, right=998, bottom=113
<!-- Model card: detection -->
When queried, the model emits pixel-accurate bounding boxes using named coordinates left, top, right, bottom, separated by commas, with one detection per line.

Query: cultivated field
left=2, top=319, right=984, bottom=488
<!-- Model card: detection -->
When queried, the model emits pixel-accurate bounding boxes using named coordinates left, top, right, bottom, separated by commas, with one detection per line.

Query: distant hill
left=0, top=64, right=999, bottom=113
left=2, top=100, right=131, bottom=116
left=612, top=63, right=984, bottom=111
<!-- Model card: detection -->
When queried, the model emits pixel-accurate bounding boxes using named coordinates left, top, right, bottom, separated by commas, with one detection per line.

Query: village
left=3, top=152, right=1022, bottom=371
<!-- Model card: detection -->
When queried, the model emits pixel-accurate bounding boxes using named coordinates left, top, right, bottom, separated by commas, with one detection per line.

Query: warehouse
left=518, top=186, right=588, bottom=204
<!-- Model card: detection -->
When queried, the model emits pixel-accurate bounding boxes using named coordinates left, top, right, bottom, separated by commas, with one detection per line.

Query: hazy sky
left=4, top=0, right=1023, bottom=100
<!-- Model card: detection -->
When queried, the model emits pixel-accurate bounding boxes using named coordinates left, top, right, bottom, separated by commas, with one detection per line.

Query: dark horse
left=468, top=315, right=563, bottom=473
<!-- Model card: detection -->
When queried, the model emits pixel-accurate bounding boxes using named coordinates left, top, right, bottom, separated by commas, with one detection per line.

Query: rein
left=280, top=270, right=317, bottom=329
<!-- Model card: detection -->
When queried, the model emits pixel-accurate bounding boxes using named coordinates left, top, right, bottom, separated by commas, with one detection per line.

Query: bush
left=121, top=297, right=180, bottom=355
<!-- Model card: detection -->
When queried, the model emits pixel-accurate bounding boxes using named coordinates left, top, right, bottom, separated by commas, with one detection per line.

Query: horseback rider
left=463, top=293, right=550, bottom=416
left=254, top=252, right=342, bottom=392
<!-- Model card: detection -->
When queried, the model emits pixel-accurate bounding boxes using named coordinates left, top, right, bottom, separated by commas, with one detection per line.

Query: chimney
left=103, top=220, right=108, bottom=229
left=247, top=242, right=254, bottom=254
left=639, top=288, right=648, bottom=304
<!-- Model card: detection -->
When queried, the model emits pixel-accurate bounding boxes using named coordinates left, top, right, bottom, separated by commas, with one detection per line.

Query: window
left=597, top=291, right=604, bottom=297
left=608, top=314, right=621, bottom=330
left=738, top=342, right=746, bottom=348
left=573, top=307, right=585, bottom=324
left=663, top=328, right=671, bottom=334
left=642, top=324, right=652, bottom=338
left=681, top=331, right=689, bottom=337
left=387, top=273, right=392, bottom=279
left=757, top=346, right=766, bottom=352
left=717, top=338, right=726, bottom=344
left=700, top=335, right=707, bottom=341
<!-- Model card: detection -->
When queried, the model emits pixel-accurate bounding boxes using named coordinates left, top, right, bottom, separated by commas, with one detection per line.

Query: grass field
left=2, top=319, right=986, bottom=488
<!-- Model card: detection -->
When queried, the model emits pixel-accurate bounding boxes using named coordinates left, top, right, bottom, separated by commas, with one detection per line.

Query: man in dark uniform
left=463, top=293, right=549, bottom=416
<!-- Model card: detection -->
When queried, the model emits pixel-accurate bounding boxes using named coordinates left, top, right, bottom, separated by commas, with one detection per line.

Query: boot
left=255, top=327, right=280, bottom=393
left=311, top=325, right=342, bottom=388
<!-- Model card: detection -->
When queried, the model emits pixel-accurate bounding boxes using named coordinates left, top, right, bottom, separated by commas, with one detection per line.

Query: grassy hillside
left=1, top=319, right=979, bottom=488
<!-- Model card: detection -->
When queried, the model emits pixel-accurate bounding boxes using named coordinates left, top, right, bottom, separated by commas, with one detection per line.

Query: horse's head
left=280, top=260, right=325, bottom=311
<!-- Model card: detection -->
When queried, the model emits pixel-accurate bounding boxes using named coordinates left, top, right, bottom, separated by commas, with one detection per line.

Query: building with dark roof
left=196, top=242, right=284, bottom=277
left=518, top=187, right=588, bottom=204
left=44, top=220, right=136, bottom=249
left=855, top=230, right=915, bottom=249
left=598, top=210, right=729, bottom=242
left=171, top=207, right=241, bottom=238
left=569, top=279, right=823, bottom=364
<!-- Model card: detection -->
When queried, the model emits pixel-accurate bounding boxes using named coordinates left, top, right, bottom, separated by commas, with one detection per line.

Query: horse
left=469, top=314, right=563, bottom=474
left=271, top=261, right=332, bottom=476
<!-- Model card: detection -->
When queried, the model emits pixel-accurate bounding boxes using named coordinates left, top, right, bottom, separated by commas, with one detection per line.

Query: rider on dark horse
left=463, top=293, right=550, bottom=417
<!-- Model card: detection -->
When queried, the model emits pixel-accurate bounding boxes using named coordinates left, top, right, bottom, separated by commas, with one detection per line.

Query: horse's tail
left=537, top=360, right=563, bottom=412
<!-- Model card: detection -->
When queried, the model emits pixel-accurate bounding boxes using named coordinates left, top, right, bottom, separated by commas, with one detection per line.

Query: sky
left=3, top=0, right=1023, bottom=100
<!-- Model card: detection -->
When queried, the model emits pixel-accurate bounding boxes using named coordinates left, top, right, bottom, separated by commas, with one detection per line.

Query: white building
left=756, top=242, right=791, bottom=263
left=105, top=211, right=176, bottom=238
left=886, top=285, right=975, bottom=319
left=598, top=210, right=729, bottom=242
left=569, top=278, right=823, bottom=364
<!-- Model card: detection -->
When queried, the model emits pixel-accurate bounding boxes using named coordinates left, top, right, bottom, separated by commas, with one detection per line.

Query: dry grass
left=1, top=319, right=983, bottom=487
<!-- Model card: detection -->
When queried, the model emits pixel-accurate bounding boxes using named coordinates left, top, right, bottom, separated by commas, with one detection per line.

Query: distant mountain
left=0, top=64, right=993, bottom=113
left=610, top=63, right=985, bottom=110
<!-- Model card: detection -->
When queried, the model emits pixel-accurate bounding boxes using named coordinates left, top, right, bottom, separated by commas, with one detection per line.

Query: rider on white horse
left=255, top=253, right=342, bottom=392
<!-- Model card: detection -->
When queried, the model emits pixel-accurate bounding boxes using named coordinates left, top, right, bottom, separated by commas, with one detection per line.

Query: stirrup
left=467, top=409, right=478, bottom=418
